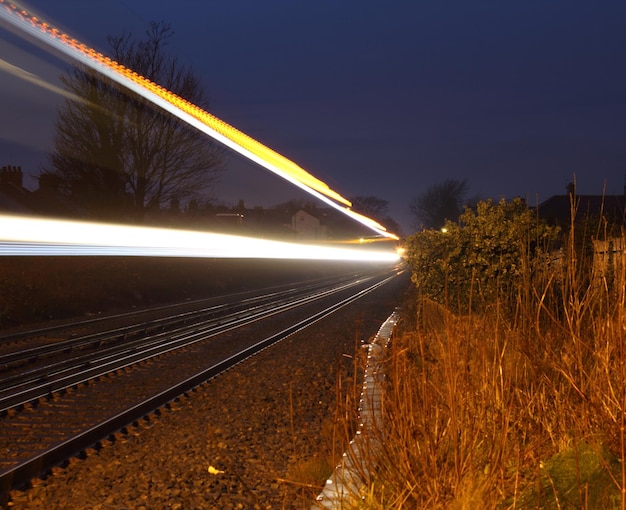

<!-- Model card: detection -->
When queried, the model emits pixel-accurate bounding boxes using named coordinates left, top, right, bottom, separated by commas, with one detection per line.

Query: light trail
left=0, top=1, right=398, bottom=242
left=0, top=57, right=84, bottom=101
left=0, top=214, right=400, bottom=262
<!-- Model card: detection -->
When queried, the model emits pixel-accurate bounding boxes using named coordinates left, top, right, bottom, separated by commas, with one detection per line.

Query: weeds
left=338, top=205, right=626, bottom=508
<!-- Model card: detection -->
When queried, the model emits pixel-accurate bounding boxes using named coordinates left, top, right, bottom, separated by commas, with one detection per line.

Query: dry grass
left=335, top=227, right=626, bottom=508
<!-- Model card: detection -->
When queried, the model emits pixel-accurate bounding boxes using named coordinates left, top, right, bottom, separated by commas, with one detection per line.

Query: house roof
left=537, top=194, right=626, bottom=226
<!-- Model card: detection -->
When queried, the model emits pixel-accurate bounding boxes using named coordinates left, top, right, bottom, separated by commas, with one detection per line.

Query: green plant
left=405, top=198, right=559, bottom=314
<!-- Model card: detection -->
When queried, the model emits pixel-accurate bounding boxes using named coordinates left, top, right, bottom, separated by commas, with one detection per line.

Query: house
left=537, top=183, right=626, bottom=285
left=0, top=165, right=76, bottom=218
left=291, top=208, right=328, bottom=240
left=537, top=183, right=626, bottom=230
left=0, top=165, right=33, bottom=214
left=202, top=201, right=372, bottom=241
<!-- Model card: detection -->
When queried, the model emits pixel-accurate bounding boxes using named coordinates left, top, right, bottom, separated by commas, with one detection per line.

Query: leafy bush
left=405, top=198, right=560, bottom=314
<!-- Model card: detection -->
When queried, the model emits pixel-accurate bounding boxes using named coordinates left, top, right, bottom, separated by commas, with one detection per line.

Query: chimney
left=0, top=165, right=23, bottom=188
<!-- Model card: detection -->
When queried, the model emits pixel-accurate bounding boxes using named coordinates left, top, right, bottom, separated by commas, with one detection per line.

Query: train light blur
left=0, top=214, right=400, bottom=262
left=0, top=1, right=398, bottom=240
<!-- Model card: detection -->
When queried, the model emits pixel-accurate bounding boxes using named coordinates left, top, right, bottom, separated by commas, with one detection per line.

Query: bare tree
left=351, top=195, right=402, bottom=235
left=410, top=179, right=469, bottom=230
left=43, top=21, right=224, bottom=220
left=350, top=195, right=389, bottom=220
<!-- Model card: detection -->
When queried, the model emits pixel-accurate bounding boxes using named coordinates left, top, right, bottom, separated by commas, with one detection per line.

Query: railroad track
left=0, top=268, right=371, bottom=349
left=0, top=263, right=405, bottom=502
left=0, top=270, right=374, bottom=410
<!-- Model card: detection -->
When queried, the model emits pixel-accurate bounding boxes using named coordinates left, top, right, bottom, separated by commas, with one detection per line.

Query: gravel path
left=6, top=273, right=409, bottom=509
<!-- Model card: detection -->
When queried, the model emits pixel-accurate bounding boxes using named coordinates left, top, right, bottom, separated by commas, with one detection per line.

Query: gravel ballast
left=7, top=273, right=409, bottom=509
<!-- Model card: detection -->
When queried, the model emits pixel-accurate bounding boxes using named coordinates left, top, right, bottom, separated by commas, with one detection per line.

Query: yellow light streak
left=0, top=214, right=400, bottom=262
left=0, top=1, right=398, bottom=240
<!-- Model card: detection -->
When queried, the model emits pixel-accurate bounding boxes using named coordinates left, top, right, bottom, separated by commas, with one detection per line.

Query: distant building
left=291, top=208, right=328, bottom=240
left=536, top=182, right=626, bottom=286
left=0, top=165, right=32, bottom=214
left=0, top=165, right=77, bottom=218
left=201, top=200, right=372, bottom=240
left=537, top=182, right=626, bottom=229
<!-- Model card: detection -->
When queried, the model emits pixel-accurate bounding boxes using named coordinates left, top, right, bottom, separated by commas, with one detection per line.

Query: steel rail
left=0, top=269, right=402, bottom=501
left=0, top=272, right=378, bottom=411
left=0, top=272, right=366, bottom=368
left=0, top=271, right=366, bottom=345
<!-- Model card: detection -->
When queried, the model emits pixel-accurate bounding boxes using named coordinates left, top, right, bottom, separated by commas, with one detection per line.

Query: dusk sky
left=1, top=0, right=625, bottom=234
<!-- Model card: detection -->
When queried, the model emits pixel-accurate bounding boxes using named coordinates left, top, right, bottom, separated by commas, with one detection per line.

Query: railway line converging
left=0, top=262, right=406, bottom=503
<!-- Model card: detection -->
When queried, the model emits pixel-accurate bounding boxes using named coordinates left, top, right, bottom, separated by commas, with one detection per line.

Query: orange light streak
left=0, top=1, right=399, bottom=240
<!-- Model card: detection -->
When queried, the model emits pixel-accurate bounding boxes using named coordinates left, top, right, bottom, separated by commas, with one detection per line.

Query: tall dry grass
left=348, top=224, right=626, bottom=508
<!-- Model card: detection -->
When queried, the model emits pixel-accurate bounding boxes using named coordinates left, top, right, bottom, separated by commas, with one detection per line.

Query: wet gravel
left=6, top=273, right=409, bottom=509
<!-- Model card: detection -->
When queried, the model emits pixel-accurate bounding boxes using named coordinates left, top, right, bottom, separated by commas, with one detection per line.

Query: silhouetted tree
left=350, top=195, right=402, bottom=236
left=350, top=195, right=389, bottom=220
left=273, top=198, right=318, bottom=213
left=43, top=21, right=223, bottom=220
left=410, top=179, right=469, bottom=230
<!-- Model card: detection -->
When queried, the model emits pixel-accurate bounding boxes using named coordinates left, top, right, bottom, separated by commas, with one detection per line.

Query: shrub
left=405, top=198, right=559, bottom=314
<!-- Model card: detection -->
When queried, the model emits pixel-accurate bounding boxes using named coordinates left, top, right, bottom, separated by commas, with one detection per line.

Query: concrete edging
left=312, top=310, right=399, bottom=509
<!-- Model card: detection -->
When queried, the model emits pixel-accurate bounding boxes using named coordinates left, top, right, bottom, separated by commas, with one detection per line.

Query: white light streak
left=0, top=215, right=400, bottom=262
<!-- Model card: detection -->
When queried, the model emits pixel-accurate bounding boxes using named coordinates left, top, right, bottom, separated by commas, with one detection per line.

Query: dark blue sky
left=1, top=0, right=625, bottom=233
